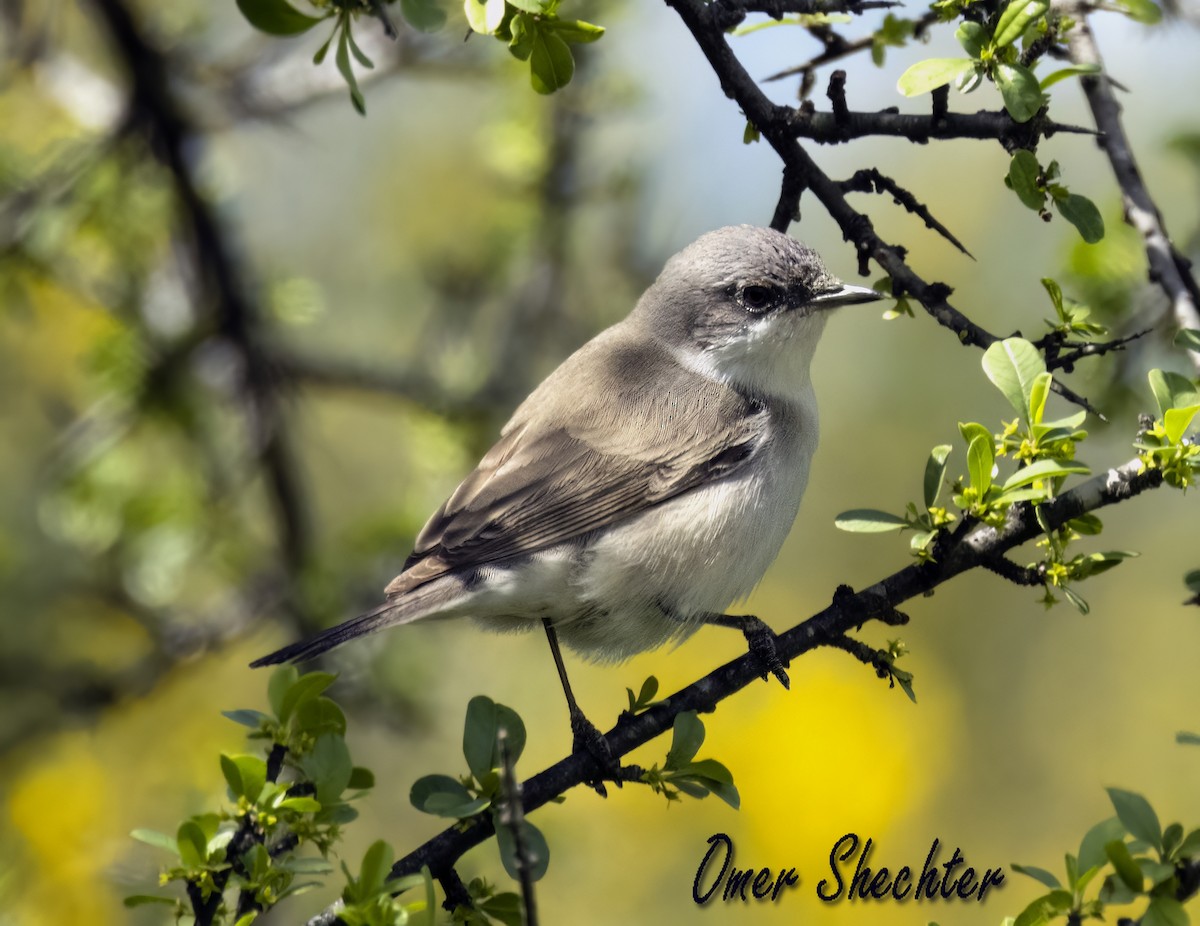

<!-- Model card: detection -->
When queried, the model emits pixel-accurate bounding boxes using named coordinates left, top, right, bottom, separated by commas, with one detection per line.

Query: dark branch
left=838, top=168, right=972, bottom=257
left=787, top=106, right=1096, bottom=146
left=1060, top=4, right=1200, bottom=374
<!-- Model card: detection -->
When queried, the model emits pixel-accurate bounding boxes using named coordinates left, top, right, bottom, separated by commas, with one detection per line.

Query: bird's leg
left=541, top=619, right=633, bottom=794
left=704, top=613, right=790, bottom=689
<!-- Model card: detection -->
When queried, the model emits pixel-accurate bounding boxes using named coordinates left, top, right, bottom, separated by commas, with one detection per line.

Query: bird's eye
left=739, top=284, right=775, bottom=313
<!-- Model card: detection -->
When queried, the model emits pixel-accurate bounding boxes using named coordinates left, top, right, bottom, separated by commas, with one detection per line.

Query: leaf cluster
left=638, top=711, right=740, bottom=810
left=128, top=668, right=432, bottom=925
left=1012, top=785, right=1200, bottom=926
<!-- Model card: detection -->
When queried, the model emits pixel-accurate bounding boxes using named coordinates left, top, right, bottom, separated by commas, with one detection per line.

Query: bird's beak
left=808, top=282, right=883, bottom=310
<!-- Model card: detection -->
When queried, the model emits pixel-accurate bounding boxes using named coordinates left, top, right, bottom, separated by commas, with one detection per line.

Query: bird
left=252, top=225, right=880, bottom=780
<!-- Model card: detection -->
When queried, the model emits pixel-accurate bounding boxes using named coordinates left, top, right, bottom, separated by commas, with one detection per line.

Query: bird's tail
left=249, top=577, right=462, bottom=667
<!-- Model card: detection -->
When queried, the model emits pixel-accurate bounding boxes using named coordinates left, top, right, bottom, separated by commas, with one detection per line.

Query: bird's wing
left=388, top=335, right=771, bottom=594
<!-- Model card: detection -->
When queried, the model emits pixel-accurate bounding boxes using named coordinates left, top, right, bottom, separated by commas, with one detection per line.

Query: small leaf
left=897, top=57, right=976, bottom=97
left=1116, top=0, right=1162, bottom=22
left=268, top=665, right=299, bottom=719
left=464, top=0, right=506, bottom=34
left=1055, top=194, right=1105, bottom=243
left=968, top=434, right=994, bottom=495
left=124, top=895, right=178, bottom=908
left=221, top=754, right=267, bottom=802
left=278, top=796, right=322, bottom=812
left=279, top=672, right=337, bottom=726
left=1001, top=459, right=1090, bottom=492
left=529, top=29, right=575, bottom=94
left=298, top=733, right=353, bottom=805
left=131, top=829, right=180, bottom=856
left=983, top=338, right=1046, bottom=420
left=1012, top=863, right=1062, bottom=889
left=1008, top=150, right=1044, bottom=210
left=464, top=695, right=499, bottom=780
left=924, top=445, right=953, bottom=509
left=955, top=21, right=988, bottom=58
left=495, top=819, right=550, bottom=882
left=176, top=820, right=208, bottom=868
left=348, top=766, right=375, bottom=790
left=1107, top=787, right=1163, bottom=848
left=995, top=62, right=1044, bottom=123
left=1164, top=405, right=1200, bottom=444
left=1174, top=329, right=1200, bottom=353
left=994, top=0, right=1049, bottom=47
left=834, top=509, right=908, bottom=532
left=1028, top=371, right=1053, bottom=425
left=1106, top=839, right=1144, bottom=891
left=335, top=26, right=366, bottom=115
left=1143, top=895, right=1188, bottom=926
left=1078, top=817, right=1125, bottom=874
left=551, top=19, right=605, bottom=43
left=359, top=840, right=394, bottom=899
left=222, top=709, right=269, bottom=729
left=1039, top=63, right=1101, bottom=90
left=236, top=0, right=325, bottom=36
left=666, top=712, right=705, bottom=769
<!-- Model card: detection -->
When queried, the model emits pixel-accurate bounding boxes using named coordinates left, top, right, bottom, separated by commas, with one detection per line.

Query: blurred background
left=1, top=1, right=1199, bottom=923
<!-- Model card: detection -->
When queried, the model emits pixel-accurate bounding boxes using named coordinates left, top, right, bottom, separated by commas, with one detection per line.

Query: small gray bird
left=253, top=225, right=879, bottom=775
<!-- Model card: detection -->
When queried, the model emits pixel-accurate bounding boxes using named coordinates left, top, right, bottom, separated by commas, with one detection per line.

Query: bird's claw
left=570, top=708, right=639, bottom=796
left=742, top=618, right=790, bottom=690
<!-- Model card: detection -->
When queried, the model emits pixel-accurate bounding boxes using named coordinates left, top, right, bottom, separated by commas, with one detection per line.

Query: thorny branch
left=1057, top=2, right=1200, bottom=375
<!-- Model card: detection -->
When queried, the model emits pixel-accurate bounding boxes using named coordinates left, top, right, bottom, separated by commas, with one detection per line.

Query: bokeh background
left=1, top=2, right=1199, bottom=924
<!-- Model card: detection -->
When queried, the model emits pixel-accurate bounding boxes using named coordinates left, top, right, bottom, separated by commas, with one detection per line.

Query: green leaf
left=1028, top=372, right=1053, bottom=425
left=268, top=665, right=299, bottom=719
left=1008, top=150, right=1044, bottom=210
left=221, top=709, right=269, bottom=729
left=1178, top=826, right=1200, bottom=856
left=1177, top=731, right=1200, bottom=746
left=1055, top=194, right=1105, bottom=243
left=994, top=0, right=1049, bottom=47
left=464, top=695, right=499, bottom=779
left=983, top=338, right=1046, bottom=421
left=1012, top=863, right=1062, bottom=889
left=298, top=733, right=353, bottom=805
left=924, top=445, right=953, bottom=509
left=176, top=820, right=208, bottom=868
left=348, top=766, right=375, bottom=790
left=1164, top=405, right=1200, bottom=444
left=233, top=913, right=259, bottom=926
left=897, top=57, right=976, bottom=96
left=295, top=696, right=347, bottom=737
left=529, top=29, right=574, bottom=94
left=551, top=19, right=605, bottom=43
left=278, top=671, right=337, bottom=726
left=479, top=892, right=524, bottom=926
left=1062, top=586, right=1090, bottom=614
left=464, top=0, right=506, bottom=34
left=410, top=775, right=487, bottom=817
left=1143, top=895, right=1189, bottom=926
left=1039, top=63, right=1101, bottom=90
left=995, top=62, right=1044, bottom=123
left=1106, top=839, right=1144, bottom=892
left=666, top=711, right=705, bottom=769
left=220, top=754, right=267, bottom=802
left=1175, top=329, right=1200, bottom=353
left=495, top=819, right=550, bottom=882
left=507, top=0, right=547, bottom=11
left=955, top=21, right=988, bottom=58
left=834, top=509, right=908, bottom=532
left=277, top=796, right=322, bottom=812
left=1148, top=369, right=1200, bottom=418
left=335, top=26, right=366, bottom=115
left=1001, top=459, right=1090, bottom=492
left=131, top=829, right=180, bottom=856
left=968, top=434, right=995, bottom=495
left=1079, top=817, right=1125, bottom=874
left=123, top=895, right=178, bottom=908
left=1069, top=551, right=1137, bottom=580
left=1107, top=787, right=1163, bottom=848
left=359, top=840, right=394, bottom=899
left=959, top=421, right=993, bottom=450
left=236, top=0, right=325, bottom=36
left=400, top=0, right=446, bottom=32
left=1116, top=0, right=1162, bottom=22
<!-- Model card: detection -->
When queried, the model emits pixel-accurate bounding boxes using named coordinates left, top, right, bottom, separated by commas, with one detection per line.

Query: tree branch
left=1058, top=3, right=1200, bottom=375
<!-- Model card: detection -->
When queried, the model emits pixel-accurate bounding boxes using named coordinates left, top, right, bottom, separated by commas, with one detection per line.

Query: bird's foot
left=569, top=707, right=641, bottom=797
left=740, top=616, right=790, bottom=690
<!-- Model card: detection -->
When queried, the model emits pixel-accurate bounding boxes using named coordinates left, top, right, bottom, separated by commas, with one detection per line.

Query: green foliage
left=1137, top=369, right=1200, bottom=489
left=409, top=695, right=548, bottom=892
left=127, top=669, right=432, bottom=924
left=465, top=0, right=604, bottom=95
left=1010, top=774, right=1200, bottom=926
left=625, top=675, right=660, bottom=713
left=836, top=337, right=1147, bottom=612
left=638, top=711, right=741, bottom=809
left=1005, top=151, right=1105, bottom=243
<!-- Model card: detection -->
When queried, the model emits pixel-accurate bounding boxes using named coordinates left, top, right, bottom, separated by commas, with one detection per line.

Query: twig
left=838, top=167, right=972, bottom=257
left=763, top=12, right=938, bottom=84
left=1059, top=4, right=1200, bottom=374
left=786, top=107, right=1097, bottom=146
